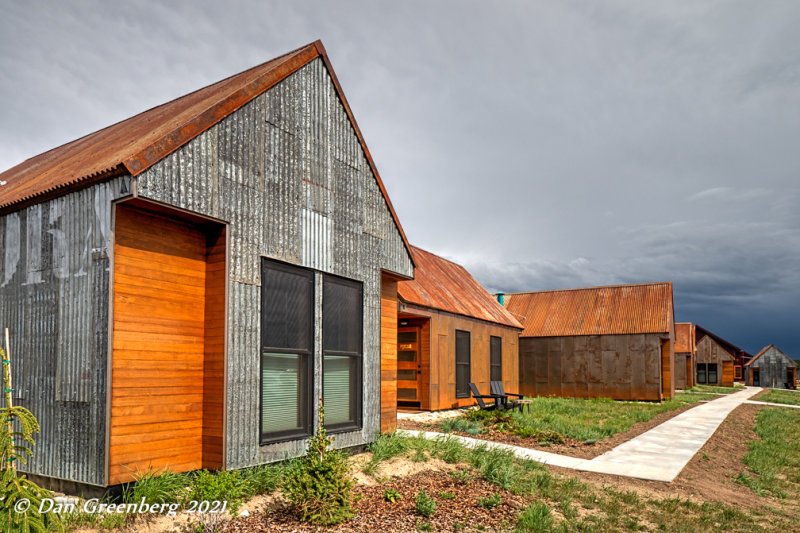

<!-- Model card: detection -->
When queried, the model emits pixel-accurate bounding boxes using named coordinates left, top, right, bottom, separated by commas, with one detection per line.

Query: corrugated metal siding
left=137, top=58, right=412, bottom=469
left=505, top=283, right=673, bottom=337
left=0, top=176, right=132, bottom=485
left=398, top=246, right=522, bottom=328
left=749, top=345, right=796, bottom=389
left=674, top=323, right=693, bottom=353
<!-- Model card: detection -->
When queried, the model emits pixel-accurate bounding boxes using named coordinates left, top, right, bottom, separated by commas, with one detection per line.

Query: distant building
left=505, top=282, right=675, bottom=401
left=745, top=345, right=797, bottom=389
left=694, top=335, right=735, bottom=387
left=674, top=323, right=696, bottom=389
left=694, top=326, right=751, bottom=384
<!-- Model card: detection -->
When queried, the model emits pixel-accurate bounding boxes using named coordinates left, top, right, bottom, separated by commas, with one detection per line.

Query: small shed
left=385, top=247, right=522, bottom=418
left=674, top=323, right=696, bottom=389
left=694, top=336, right=735, bottom=387
left=505, top=282, right=675, bottom=402
left=745, top=345, right=797, bottom=389
left=0, top=41, right=414, bottom=488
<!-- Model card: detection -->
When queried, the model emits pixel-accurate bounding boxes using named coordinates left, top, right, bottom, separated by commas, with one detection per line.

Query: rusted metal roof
left=694, top=325, right=752, bottom=362
left=0, top=40, right=413, bottom=262
left=675, top=322, right=695, bottom=353
left=397, top=246, right=522, bottom=329
left=504, top=282, right=674, bottom=337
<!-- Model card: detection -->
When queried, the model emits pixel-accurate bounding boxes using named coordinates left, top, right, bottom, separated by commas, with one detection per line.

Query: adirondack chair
left=490, top=381, right=524, bottom=412
left=469, top=382, right=498, bottom=411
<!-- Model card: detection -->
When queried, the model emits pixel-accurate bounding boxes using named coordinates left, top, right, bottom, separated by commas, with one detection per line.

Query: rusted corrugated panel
left=506, top=282, right=673, bottom=337
left=397, top=246, right=522, bottom=329
left=0, top=41, right=414, bottom=269
left=674, top=322, right=694, bottom=353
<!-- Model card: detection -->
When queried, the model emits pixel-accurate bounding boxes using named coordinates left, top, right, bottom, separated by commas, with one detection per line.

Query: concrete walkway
left=745, top=400, right=800, bottom=409
left=399, top=386, right=762, bottom=483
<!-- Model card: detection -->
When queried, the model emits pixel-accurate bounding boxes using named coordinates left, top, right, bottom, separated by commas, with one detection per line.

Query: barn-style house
left=0, top=41, right=414, bottom=488
left=381, top=246, right=521, bottom=426
left=504, top=282, right=675, bottom=401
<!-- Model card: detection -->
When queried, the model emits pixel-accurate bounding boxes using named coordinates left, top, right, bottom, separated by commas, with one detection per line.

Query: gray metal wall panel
left=752, top=346, right=796, bottom=389
left=137, top=58, right=412, bottom=469
left=0, top=176, right=132, bottom=485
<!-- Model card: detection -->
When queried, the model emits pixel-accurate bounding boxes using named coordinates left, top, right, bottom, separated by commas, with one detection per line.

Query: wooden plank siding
left=380, top=275, right=398, bottom=433
left=110, top=203, right=225, bottom=484
left=400, top=303, right=519, bottom=411
left=519, top=334, right=664, bottom=401
left=722, top=361, right=734, bottom=387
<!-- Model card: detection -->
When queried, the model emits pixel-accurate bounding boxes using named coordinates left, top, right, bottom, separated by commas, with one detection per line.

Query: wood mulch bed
left=397, top=402, right=702, bottom=459
left=224, top=470, right=528, bottom=532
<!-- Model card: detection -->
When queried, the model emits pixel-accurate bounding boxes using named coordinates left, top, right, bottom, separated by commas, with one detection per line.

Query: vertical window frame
left=490, top=336, right=502, bottom=382
left=322, top=272, right=364, bottom=433
left=259, top=258, right=315, bottom=446
left=696, top=363, right=707, bottom=384
left=455, top=330, right=471, bottom=399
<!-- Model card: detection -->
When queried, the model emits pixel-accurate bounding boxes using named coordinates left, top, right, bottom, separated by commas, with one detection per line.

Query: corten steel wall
left=747, top=347, right=796, bottom=389
left=674, top=353, right=689, bottom=389
left=0, top=176, right=133, bottom=486
left=519, top=334, right=665, bottom=401
left=135, top=58, right=413, bottom=470
left=695, top=336, right=733, bottom=386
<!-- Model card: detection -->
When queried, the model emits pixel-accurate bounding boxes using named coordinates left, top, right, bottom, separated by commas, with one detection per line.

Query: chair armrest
left=505, top=392, right=524, bottom=399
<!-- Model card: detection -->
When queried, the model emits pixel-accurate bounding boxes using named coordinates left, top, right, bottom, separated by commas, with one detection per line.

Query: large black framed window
left=696, top=363, right=707, bottom=384
left=455, top=330, right=471, bottom=399
left=490, top=336, right=502, bottom=382
left=323, top=274, right=363, bottom=432
left=260, top=259, right=314, bottom=444
left=707, top=363, right=718, bottom=384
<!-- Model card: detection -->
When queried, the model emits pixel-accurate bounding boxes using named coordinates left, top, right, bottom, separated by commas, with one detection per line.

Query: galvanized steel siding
left=749, top=346, right=797, bottom=389
left=0, top=176, right=132, bottom=485
left=137, top=58, right=412, bottom=469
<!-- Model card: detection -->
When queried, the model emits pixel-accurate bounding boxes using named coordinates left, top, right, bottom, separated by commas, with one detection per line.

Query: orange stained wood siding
left=660, top=339, right=674, bottom=399
left=674, top=323, right=695, bottom=354
left=380, top=275, right=398, bottom=433
left=722, top=361, right=734, bottom=387
left=401, top=304, right=519, bottom=411
left=397, top=246, right=521, bottom=329
left=505, top=282, right=673, bottom=338
left=110, top=204, right=224, bottom=484
left=202, top=227, right=226, bottom=469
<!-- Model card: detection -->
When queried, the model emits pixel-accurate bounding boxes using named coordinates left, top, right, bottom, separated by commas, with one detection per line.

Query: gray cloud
left=2, top=0, right=799, bottom=355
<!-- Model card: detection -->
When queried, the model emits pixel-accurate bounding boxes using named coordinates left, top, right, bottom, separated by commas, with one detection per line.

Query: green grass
left=755, top=389, right=800, bottom=406
left=359, top=434, right=792, bottom=532
left=685, top=384, right=744, bottom=394
left=736, top=407, right=800, bottom=499
left=506, top=394, right=718, bottom=443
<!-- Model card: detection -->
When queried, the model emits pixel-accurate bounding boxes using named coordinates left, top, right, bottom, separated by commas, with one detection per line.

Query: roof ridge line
left=505, top=281, right=672, bottom=296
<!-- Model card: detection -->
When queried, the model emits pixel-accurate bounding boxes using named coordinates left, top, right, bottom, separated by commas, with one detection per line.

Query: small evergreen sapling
left=281, top=400, right=355, bottom=525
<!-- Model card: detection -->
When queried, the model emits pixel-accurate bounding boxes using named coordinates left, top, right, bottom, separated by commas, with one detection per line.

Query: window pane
left=398, top=331, right=417, bottom=343
left=323, top=276, right=363, bottom=354
left=697, top=364, right=706, bottom=384
left=455, top=330, right=471, bottom=398
left=490, top=336, right=502, bottom=382
left=262, top=353, right=304, bottom=434
left=324, top=355, right=355, bottom=426
left=398, top=350, right=417, bottom=362
left=708, top=364, right=718, bottom=383
left=262, top=260, right=313, bottom=351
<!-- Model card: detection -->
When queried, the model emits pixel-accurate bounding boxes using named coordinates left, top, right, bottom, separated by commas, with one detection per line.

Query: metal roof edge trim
left=399, top=300, right=524, bottom=330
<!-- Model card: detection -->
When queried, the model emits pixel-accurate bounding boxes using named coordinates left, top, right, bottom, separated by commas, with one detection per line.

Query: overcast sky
left=1, top=1, right=798, bottom=356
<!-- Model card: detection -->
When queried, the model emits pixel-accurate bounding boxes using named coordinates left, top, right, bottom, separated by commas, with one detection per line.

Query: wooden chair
left=469, top=382, right=498, bottom=411
left=491, top=381, right=524, bottom=412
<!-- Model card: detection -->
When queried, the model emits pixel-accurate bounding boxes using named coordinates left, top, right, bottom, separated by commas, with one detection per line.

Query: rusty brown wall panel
left=520, top=334, right=663, bottom=401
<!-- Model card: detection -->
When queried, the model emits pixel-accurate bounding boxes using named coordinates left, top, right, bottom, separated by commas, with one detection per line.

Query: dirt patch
left=351, top=453, right=463, bottom=486
left=398, top=402, right=703, bottom=459
left=548, top=404, right=784, bottom=512
left=225, top=470, right=528, bottom=532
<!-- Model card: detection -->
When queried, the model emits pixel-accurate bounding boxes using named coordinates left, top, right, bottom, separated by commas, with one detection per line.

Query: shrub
left=281, top=401, right=354, bottom=526
left=384, top=489, right=402, bottom=503
left=414, top=490, right=436, bottom=517
left=190, top=469, right=248, bottom=515
left=478, top=493, right=502, bottom=509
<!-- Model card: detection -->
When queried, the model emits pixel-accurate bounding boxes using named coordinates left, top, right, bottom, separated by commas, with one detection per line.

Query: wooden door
left=110, top=205, right=208, bottom=485
left=722, top=361, right=734, bottom=387
left=397, top=327, right=421, bottom=407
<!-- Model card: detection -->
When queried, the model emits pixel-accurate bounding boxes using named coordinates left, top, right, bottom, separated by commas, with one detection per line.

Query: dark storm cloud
left=1, top=1, right=799, bottom=355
